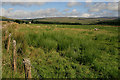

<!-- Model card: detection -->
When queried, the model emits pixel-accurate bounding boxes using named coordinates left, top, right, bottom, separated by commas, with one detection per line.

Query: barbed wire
left=3, top=33, right=42, bottom=78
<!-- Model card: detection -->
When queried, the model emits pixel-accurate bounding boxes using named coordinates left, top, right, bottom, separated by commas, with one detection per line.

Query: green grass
left=30, top=17, right=118, bottom=25
left=2, top=22, right=119, bottom=78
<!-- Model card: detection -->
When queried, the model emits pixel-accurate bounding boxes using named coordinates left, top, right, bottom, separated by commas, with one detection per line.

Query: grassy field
left=1, top=16, right=119, bottom=25
left=24, top=17, right=118, bottom=25
left=2, top=21, right=119, bottom=78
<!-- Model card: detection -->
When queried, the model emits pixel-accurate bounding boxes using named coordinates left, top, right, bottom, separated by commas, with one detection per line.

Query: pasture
left=2, top=21, right=119, bottom=78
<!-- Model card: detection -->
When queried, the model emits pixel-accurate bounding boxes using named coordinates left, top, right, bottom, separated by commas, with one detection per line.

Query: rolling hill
left=23, top=17, right=118, bottom=25
left=1, top=16, right=119, bottom=25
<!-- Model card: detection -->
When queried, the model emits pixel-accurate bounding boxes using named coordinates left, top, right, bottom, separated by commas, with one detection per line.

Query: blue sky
left=2, top=2, right=87, bottom=12
left=1, top=2, right=118, bottom=19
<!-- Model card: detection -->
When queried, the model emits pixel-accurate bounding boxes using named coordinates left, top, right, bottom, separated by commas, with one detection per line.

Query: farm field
left=2, top=21, right=119, bottom=78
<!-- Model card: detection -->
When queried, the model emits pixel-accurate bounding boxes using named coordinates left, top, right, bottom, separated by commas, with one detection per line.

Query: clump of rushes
left=2, top=22, right=119, bottom=78
left=14, top=32, right=28, bottom=56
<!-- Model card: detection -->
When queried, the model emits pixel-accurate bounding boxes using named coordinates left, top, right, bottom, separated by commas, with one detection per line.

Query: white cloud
left=80, top=10, right=118, bottom=18
left=85, top=0, right=92, bottom=2
left=1, top=2, right=118, bottom=19
left=88, top=3, right=105, bottom=12
left=2, top=0, right=65, bottom=2
left=89, top=10, right=118, bottom=17
left=2, top=0, right=119, bottom=2
left=72, top=9, right=77, bottom=12
left=63, top=9, right=70, bottom=12
left=67, top=2, right=81, bottom=7
left=81, top=13, right=91, bottom=17
left=1, top=8, right=60, bottom=19
left=87, top=2, right=118, bottom=12
left=64, top=9, right=80, bottom=17
left=2, top=2, right=46, bottom=7
left=1, top=7, right=83, bottom=18
left=107, top=2, right=118, bottom=11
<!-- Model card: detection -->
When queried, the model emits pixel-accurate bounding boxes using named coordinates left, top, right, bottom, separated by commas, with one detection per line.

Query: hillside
left=0, top=16, right=14, bottom=21
left=23, top=17, right=118, bottom=25
left=1, top=16, right=119, bottom=25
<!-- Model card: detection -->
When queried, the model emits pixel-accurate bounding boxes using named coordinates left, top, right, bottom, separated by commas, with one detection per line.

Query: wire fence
left=3, top=32, right=41, bottom=79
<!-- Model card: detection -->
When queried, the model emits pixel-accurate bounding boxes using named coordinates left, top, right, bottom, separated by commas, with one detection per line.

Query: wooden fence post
left=4, top=30, right=8, bottom=40
left=7, top=33, right=11, bottom=53
left=13, top=40, right=17, bottom=72
left=23, top=58, right=32, bottom=79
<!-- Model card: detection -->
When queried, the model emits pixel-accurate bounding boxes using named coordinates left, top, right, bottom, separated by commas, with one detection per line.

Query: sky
left=0, top=0, right=119, bottom=19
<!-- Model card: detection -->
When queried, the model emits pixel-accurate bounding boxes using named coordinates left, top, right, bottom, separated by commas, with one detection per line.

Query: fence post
left=4, top=30, right=8, bottom=40
left=7, top=33, right=11, bottom=53
left=23, top=58, right=32, bottom=79
left=13, top=40, right=17, bottom=72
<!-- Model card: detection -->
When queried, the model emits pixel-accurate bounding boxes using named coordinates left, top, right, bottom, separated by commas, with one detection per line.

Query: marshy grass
left=2, top=22, right=119, bottom=78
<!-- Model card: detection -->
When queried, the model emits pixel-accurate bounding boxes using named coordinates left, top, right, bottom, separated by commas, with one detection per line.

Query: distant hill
left=22, top=17, right=118, bottom=25
left=1, top=16, right=119, bottom=25
left=0, top=16, right=15, bottom=21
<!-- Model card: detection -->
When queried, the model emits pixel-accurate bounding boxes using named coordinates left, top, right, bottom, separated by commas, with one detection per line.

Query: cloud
left=2, top=2, right=46, bottom=7
left=72, top=9, right=77, bottom=12
left=2, top=0, right=66, bottom=2
left=1, top=8, right=60, bottom=19
left=33, top=8, right=59, bottom=17
left=1, top=7, right=118, bottom=19
left=1, top=7, right=82, bottom=18
left=63, top=9, right=70, bottom=12
left=2, top=0, right=119, bottom=2
left=1, top=2, right=118, bottom=19
left=81, top=13, right=91, bottom=17
left=85, top=0, right=92, bottom=2
left=1, top=8, right=30, bottom=18
left=64, top=9, right=81, bottom=17
left=87, top=2, right=118, bottom=12
left=67, top=2, right=81, bottom=7
left=80, top=10, right=118, bottom=18
left=85, top=0, right=118, bottom=2
left=107, top=2, right=118, bottom=11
